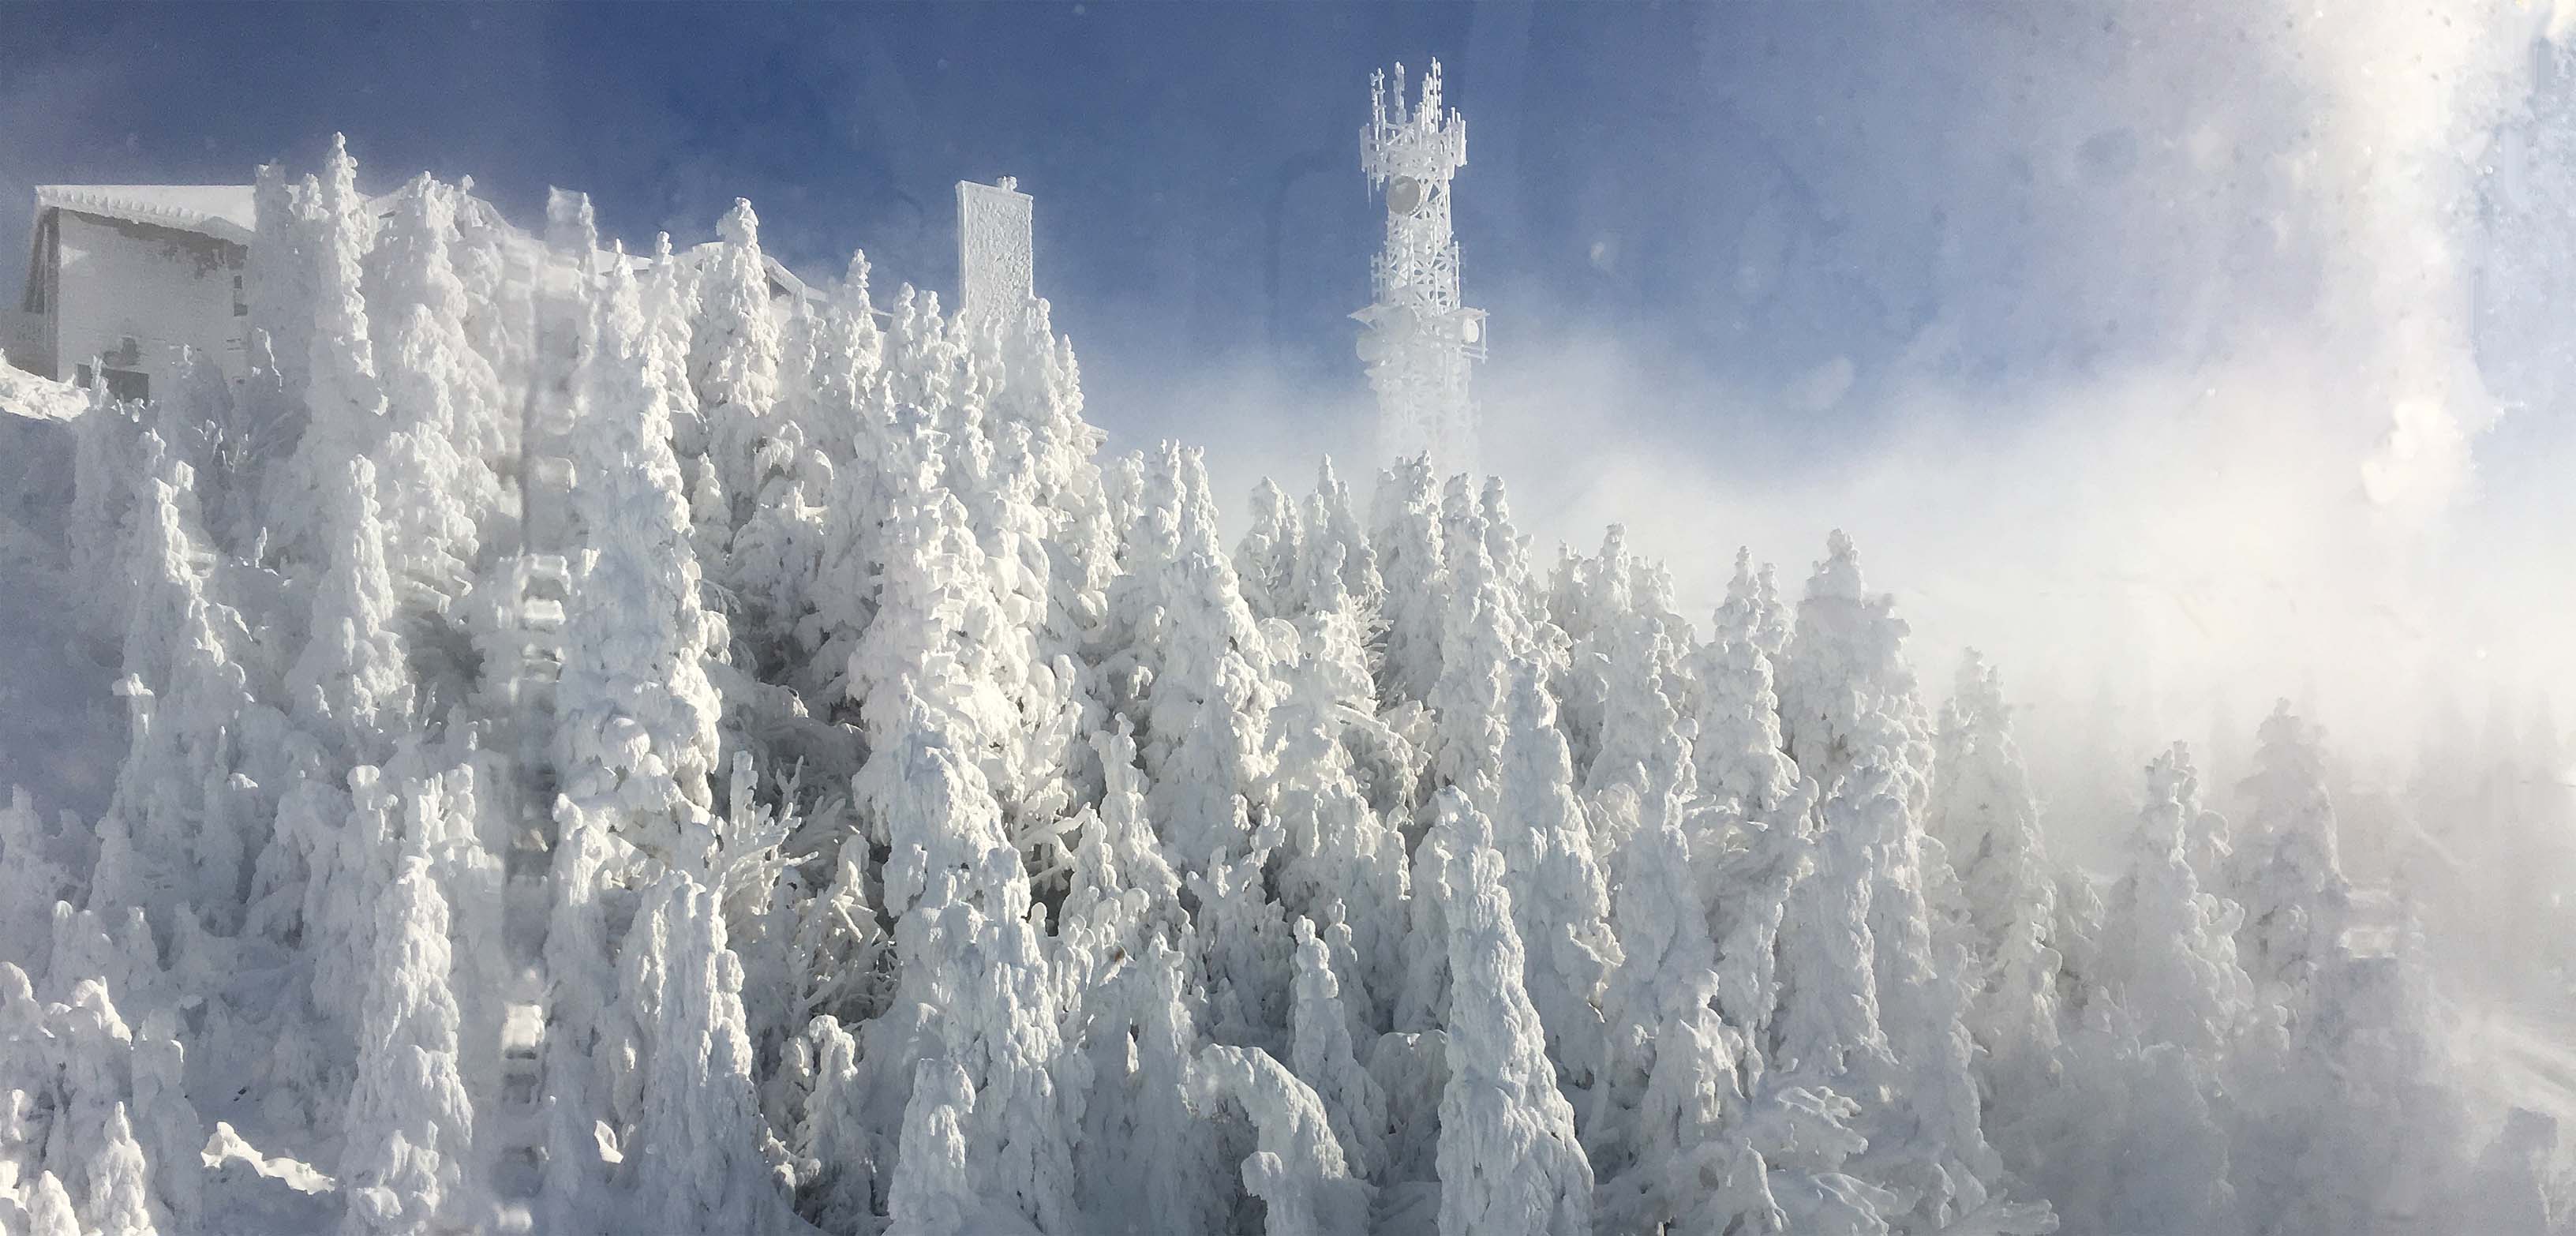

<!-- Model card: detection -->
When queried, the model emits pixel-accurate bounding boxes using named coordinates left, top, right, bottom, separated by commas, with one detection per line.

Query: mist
left=1068, top=1, right=2576, bottom=883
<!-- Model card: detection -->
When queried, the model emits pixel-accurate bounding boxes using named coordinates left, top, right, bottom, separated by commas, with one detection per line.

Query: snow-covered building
left=11, top=185, right=257, bottom=402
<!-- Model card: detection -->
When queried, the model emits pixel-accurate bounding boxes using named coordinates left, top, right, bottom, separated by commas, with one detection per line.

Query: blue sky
left=4, top=2, right=2376, bottom=445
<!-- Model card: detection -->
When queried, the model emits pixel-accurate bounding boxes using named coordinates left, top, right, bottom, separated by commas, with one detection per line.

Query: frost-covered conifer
left=1235, top=478, right=1305, bottom=623
left=290, top=456, right=414, bottom=770
left=1076, top=938, right=1228, bottom=1236
left=1780, top=531, right=1934, bottom=808
left=885, top=1058, right=979, bottom=1236
left=279, top=135, right=390, bottom=560
left=2461, top=1109, right=2562, bottom=1236
left=1581, top=582, right=1691, bottom=825
left=1057, top=721, right=1187, bottom=994
left=1689, top=550, right=1799, bottom=818
left=2257, top=913, right=2463, bottom=1236
left=100, top=436, right=268, bottom=934
left=1287, top=918, right=1389, bottom=1181
left=1428, top=789, right=1593, bottom=1236
left=338, top=847, right=474, bottom=1236
left=1926, top=652, right=2062, bottom=1107
left=1369, top=458, right=1448, bottom=706
left=1426, top=504, right=1527, bottom=800
left=1593, top=805, right=1773, bottom=1234
left=866, top=710, right=1080, bottom=1234
left=1114, top=444, right=1275, bottom=871
left=0, top=790, right=73, bottom=983
left=78, top=1103, right=155, bottom=1236
left=1703, top=780, right=1818, bottom=1043
left=537, top=796, right=619, bottom=1236
left=365, top=174, right=503, bottom=609
left=2028, top=1009, right=2241, bottom=1236
left=2228, top=702, right=2353, bottom=1006
left=2101, top=745, right=2252, bottom=1058
left=848, top=487, right=1024, bottom=840
left=1266, top=618, right=1408, bottom=1028
left=555, top=248, right=724, bottom=865
left=1294, top=459, right=1383, bottom=625
left=1487, top=664, right=1619, bottom=1100
left=1768, top=760, right=1893, bottom=1089
left=1848, top=744, right=2041, bottom=1234
left=1199, top=1043, right=1372, bottom=1236
left=691, top=200, right=784, bottom=535
left=784, top=1016, right=880, bottom=1232
left=247, top=159, right=316, bottom=418
left=1191, top=799, right=1294, bottom=1051
left=627, top=869, right=783, bottom=1234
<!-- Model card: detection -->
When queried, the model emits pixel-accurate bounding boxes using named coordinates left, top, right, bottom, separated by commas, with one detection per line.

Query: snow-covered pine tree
left=884, top=1057, right=979, bottom=1236
left=1294, top=459, right=1383, bottom=631
left=1075, top=937, right=1229, bottom=1236
left=555, top=245, right=724, bottom=867
left=1855, top=751, right=2046, bottom=1235
left=365, top=173, right=506, bottom=631
left=1235, top=478, right=1305, bottom=624
left=2228, top=702, right=2353, bottom=1010
left=691, top=199, right=784, bottom=549
left=1287, top=917, right=1390, bottom=1182
left=1425, top=501, right=1522, bottom=803
left=2099, top=744, right=2252, bottom=1058
left=627, top=867, right=786, bottom=1234
left=337, top=837, right=474, bottom=1235
left=1368, top=457, right=1448, bottom=708
left=864, top=703, right=1080, bottom=1234
left=1427, top=788, right=1594, bottom=1236
left=97, top=433, right=268, bottom=936
left=278, top=134, right=390, bottom=564
left=1114, top=443, right=1275, bottom=875
left=1485, top=662, right=1619, bottom=1108
left=289, top=455, right=415, bottom=773
left=1593, top=800, right=1778, bottom=1235
left=1265, top=605, right=1409, bottom=1031
left=1197, top=1043, right=1372, bottom=1236
left=1690, top=549, right=1798, bottom=818
left=1780, top=530, right=1934, bottom=810
left=1768, top=759, right=1894, bottom=1090
left=2021, top=745, right=2251, bottom=1236
left=1924, top=652, right=2062, bottom=1116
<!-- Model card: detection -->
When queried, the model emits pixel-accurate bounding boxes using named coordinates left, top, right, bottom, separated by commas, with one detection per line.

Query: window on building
left=233, top=273, right=247, bottom=316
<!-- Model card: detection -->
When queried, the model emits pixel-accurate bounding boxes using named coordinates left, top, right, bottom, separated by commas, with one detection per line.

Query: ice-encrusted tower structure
left=1354, top=60, right=1485, bottom=476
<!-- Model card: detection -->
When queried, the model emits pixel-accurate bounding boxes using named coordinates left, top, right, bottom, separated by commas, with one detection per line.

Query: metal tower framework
left=1354, top=60, right=1485, bottom=476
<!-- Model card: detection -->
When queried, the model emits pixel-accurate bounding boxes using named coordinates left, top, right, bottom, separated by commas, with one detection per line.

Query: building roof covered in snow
left=32, top=185, right=259, bottom=245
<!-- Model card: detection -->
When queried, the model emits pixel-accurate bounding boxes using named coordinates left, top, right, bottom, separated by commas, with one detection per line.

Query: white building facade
left=12, top=185, right=256, bottom=403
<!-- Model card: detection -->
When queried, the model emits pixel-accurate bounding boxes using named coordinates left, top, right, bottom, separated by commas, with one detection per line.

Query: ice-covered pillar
left=958, top=175, right=1035, bottom=328
left=1354, top=61, right=1485, bottom=478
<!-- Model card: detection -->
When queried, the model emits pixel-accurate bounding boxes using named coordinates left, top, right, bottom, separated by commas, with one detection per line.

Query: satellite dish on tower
left=1386, top=175, right=1427, bottom=216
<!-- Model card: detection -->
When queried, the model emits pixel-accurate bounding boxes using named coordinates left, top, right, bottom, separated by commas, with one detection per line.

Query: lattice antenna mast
left=1354, top=59, right=1485, bottom=477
